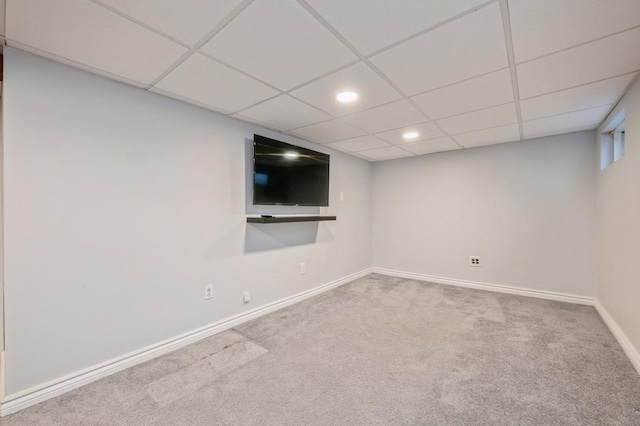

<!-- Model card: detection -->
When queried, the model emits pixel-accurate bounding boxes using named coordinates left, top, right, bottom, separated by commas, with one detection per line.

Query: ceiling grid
left=4, top=0, right=639, bottom=161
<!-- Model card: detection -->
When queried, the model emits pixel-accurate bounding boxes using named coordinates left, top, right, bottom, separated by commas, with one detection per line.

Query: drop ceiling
left=3, top=0, right=640, bottom=161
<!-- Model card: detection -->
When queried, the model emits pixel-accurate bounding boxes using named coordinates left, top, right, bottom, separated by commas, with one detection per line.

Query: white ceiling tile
left=291, top=119, right=366, bottom=144
left=346, top=151, right=378, bottom=162
left=342, top=100, right=426, bottom=133
left=154, top=53, right=279, bottom=113
left=370, top=3, right=508, bottom=95
left=523, top=125, right=598, bottom=141
left=289, top=62, right=402, bottom=116
left=520, top=73, right=636, bottom=121
left=6, top=41, right=149, bottom=89
left=437, top=104, right=518, bottom=135
left=324, top=144, right=352, bottom=155
left=326, top=136, right=390, bottom=152
left=200, top=0, right=356, bottom=91
left=522, top=105, right=612, bottom=138
left=453, top=124, right=521, bottom=148
left=510, top=0, right=640, bottom=64
left=99, top=0, right=245, bottom=45
left=305, top=0, right=487, bottom=55
left=357, top=146, right=413, bottom=161
left=411, top=69, right=514, bottom=120
left=236, top=95, right=331, bottom=131
left=5, top=0, right=187, bottom=85
left=517, top=28, right=640, bottom=99
left=375, top=122, right=444, bottom=145
left=230, top=114, right=285, bottom=132
left=401, top=137, right=460, bottom=155
left=149, top=87, right=233, bottom=115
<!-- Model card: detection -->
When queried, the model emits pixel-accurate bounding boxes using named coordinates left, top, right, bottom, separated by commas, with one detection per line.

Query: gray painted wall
left=596, top=76, right=640, bottom=359
left=2, top=48, right=372, bottom=395
left=3, top=45, right=631, bottom=400
left=372, top=132, right=597, bottom=297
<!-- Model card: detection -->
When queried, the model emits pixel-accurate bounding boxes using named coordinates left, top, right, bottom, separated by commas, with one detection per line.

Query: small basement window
left=600, top=109, right=625, bottom=170
left=613, top=121, right=625, bottom=162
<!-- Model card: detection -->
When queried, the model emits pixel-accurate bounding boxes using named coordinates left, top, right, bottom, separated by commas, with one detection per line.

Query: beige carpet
left=3, top=274, right=640, bottom=425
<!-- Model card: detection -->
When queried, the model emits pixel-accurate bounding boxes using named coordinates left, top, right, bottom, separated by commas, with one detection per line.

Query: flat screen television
left=253, top=134, right=330, bottom=206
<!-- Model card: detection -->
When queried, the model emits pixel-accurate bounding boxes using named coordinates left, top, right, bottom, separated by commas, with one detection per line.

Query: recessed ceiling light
left=403, top=132, right=419, bottom=139
left=336, top=91, right=358, bottom=103
left=284, top=151, right=299, bottom=159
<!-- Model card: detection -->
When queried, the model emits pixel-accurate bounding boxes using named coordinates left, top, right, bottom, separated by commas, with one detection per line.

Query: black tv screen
left=253, top=135, right=330, bottom=206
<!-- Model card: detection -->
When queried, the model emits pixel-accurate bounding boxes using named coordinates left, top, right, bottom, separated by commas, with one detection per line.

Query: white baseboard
left=0, top=268, right=372, bottom=417
left=594, top=299, right=640, bottom=376
left=372, top=268, right=594, bottom=305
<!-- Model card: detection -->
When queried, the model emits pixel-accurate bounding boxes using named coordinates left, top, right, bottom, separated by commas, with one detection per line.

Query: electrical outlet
left=243, top=291, right=251, bottom=304
left=204, top=284, right=213, bottom=299
left=470, top=256, right=482, bottom=267
left=300, top=262, right=306, bottom=275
